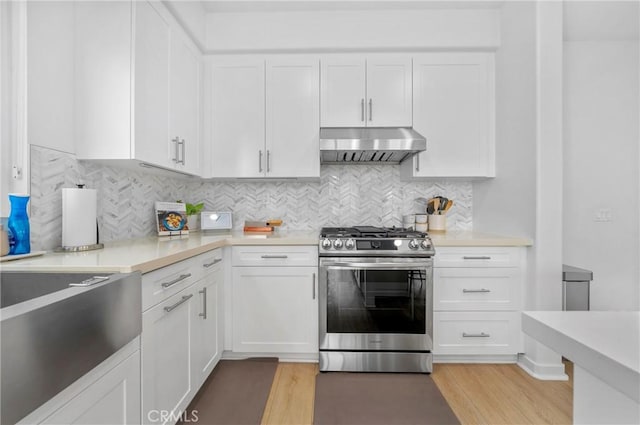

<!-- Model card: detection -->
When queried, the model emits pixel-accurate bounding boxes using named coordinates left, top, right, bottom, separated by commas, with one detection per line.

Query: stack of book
left=243, top=219, right=282, bottom=233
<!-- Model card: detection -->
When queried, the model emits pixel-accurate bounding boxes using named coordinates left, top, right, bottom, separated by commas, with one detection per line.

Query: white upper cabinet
left=320, top=55, right=412, bottom=127
left=75, top=1, right=201, bottom=175
left=208, top=56, right=320, bottom=179
left=170, top=31, right=201, bottom=175
left=133, top=0, right=171, bottom=169
left=402, top=52, right=495, bottom=179
left=320, top=58, right=366, bottom=127
left=266, top=58, right=320, bottom=178
left=209, top=59, right=265, bottom=178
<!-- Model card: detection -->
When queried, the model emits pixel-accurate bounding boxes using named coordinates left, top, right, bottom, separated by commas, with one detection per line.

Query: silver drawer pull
left=463, top=256, right=492, bottom=260
left=261, top=255, right=288, bottom=259
left=164, top=294, right=193, bottom=313
left=312, top=273, right=316, bottom=300
left=69, top=276, right=110, bottom=287
left=161, top=273, right=192, bottom=288
left=462, top=332, right=491, bottom=338
left=462, top=288, right=491, bottom=293
left=199, top=288, right=207, bottom=319
left=203, top=258, right=222, bottom=268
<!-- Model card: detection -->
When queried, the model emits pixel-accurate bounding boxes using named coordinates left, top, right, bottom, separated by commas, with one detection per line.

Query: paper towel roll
left=62, top=187, right=97, bottom=247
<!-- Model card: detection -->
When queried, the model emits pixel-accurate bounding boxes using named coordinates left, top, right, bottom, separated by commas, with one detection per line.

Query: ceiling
left=199, top=0, right=505, bottom=14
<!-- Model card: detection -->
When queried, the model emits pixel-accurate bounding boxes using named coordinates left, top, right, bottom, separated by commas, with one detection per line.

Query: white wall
left=563, top=40, right=640, bottom=311
left=204, top=8, right=501, bottom=52
left=472, top=1, right=537, bottom=239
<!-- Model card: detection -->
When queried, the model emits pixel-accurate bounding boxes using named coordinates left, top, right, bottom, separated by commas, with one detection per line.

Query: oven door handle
left=326, top=262, right=430, bottom=270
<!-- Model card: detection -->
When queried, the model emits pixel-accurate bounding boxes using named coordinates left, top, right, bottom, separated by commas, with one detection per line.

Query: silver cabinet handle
left=199, top=287, right=207, bottom=319
left=69, top=276, right=110, bottom=287
left=172, top=137, right=180, bottom=163
left=462, top=332, right=491, bottom=338
left=203, top=258, right=222, bottom=268
left=179, top=139, right=186, bottom=165
left=259, top=150, right=263, bottom=173
left=368, top=98, right=372, bottom=121
left=261, top=255, right=288, bottom=259
left=164, top=294, right=193, bottom=313
left=463, top=256, right=492, bottom=260
left=415, top=154, right=420, bottom=172
left=266, top=150, right=271, bottom=172
left=161, top=273, right=192, bottom=288
left=462, top=288, right=491, bottom=293
left=361, top=98, right=365, bottom=122
left=312, top=272, right=316, bottom=300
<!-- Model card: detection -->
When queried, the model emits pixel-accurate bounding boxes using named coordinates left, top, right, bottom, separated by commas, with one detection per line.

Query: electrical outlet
left=594, top=208, right=612, bottom=222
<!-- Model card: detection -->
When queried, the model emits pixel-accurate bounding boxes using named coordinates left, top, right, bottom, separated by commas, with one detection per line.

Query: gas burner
left=319, top=225, right=435, bottom=257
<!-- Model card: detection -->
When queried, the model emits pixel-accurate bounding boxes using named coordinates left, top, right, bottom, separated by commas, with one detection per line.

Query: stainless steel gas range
left=318, top=226, right=435, bottom=373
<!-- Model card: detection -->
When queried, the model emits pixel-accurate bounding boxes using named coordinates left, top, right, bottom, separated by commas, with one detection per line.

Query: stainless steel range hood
left=320, top=127, right=426, bottom=164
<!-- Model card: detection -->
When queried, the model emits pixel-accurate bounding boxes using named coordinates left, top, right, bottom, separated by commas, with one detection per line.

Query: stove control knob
left=333, top=239, right=344, bottom=249
left=408, top=239, right=420, bottom=250
left=420, top=240, right=431, bottom=250
left=345, top=239, right=355, bottom=250
left=321, top=238, right=332, bottom=249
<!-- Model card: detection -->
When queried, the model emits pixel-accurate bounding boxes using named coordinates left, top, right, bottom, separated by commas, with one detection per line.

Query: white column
left=518, top=0, right=567, bottom=380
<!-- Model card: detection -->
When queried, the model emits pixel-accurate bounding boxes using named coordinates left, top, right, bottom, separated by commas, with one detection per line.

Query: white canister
left=415, top=223, right=428, bottom=232
left=428, top=215, right=447, bottom=232
left=402, top=214, right=415, bottom=229
left=415, top=214, right=428, bottom=224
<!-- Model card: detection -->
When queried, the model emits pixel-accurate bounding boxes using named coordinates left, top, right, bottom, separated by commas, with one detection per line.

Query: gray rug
left=314, top=372, right=460, bottom=425
left=180, top=358, right=278, bottom=425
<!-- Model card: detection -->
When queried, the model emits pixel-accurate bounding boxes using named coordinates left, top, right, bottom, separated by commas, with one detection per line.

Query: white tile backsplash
left=30, top=146, right=472, bottom=250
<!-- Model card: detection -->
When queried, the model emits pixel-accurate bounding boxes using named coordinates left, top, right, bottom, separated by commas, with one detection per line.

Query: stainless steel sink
left=0, top=271, right=141, bottom=424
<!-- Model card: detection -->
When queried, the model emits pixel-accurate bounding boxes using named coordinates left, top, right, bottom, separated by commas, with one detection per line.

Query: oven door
left=319, top=256, right=433, bottom=352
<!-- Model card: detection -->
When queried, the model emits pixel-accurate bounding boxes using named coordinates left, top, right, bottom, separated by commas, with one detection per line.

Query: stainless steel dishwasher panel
left=1, top=271, right=142, bottom=424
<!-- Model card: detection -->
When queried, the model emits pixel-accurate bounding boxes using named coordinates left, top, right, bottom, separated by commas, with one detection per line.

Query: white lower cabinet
left=191, top=261, right=223, bottom=389
left=232, top=267, right=318, bottom=354
left=142, top=287, right=196, bottom=425
left=231, top=245, right=318, bottom=355
left=41, top=351, right=141, bottom=425
left=141, top=249, right=224, bottom=425
left=433, top=247, right=525, bottom=361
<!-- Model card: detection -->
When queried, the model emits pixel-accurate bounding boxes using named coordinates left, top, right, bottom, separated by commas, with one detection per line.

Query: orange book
left=243, top=226, right=274, bottom=232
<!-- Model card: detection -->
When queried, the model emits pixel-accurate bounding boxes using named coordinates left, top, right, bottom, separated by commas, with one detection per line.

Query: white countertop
left=0, top=231, right=319, bottom=274
left=430, top=230, right=532, bottom=247
left=0, top=230, right=531, bottom=274
left=522, top=311, right=640, bottom=403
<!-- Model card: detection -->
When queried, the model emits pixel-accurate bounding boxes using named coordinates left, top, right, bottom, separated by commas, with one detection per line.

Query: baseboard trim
left=517, top=353, right=569, bottom=381
left=222, top=350, right=318, bottom=363
left=434, top=354, right=518, bottom=364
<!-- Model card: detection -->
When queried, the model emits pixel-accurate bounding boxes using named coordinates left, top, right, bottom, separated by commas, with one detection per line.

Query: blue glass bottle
left=8, top=194, right=30, bottom=255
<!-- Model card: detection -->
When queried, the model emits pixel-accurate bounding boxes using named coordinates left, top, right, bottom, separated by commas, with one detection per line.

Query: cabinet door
left=365, top=56, right=412, bottom=127
left=210, top=59, right=265, bottom=178
left=232, top=267, right=318, bottom=353
left=191, top=268, right=223, bottom=388
left=410, top=53, right=495, bottom=177
left=170, top=31, right=200, bottom=175
left=142, top=288, right=195, bottom=425
left=133, top=1, right=171, bottom=168
left=266, top=58, right=320, bottom=178
left=41, top=352, right=140, bottom=425
left=320, top=57, right=366, bottom=127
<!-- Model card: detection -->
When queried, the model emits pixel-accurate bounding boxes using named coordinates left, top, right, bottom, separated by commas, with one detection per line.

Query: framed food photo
left=155, top=202, right=189, bottom=236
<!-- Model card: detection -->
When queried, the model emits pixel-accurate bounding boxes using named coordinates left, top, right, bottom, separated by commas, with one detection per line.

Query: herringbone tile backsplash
left=30, top=146, right=472, bottom=251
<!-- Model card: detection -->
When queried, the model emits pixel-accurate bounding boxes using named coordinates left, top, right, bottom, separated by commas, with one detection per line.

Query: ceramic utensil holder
left=428, top=215, right=447, bottom=232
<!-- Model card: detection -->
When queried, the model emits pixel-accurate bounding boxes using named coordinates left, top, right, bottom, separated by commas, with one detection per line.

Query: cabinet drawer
left=231, top=246, right=318, bottom=267
left=434, top=247, right=521, bottom=268
left=434, top=268, right=520, bottom=311
left=142, top=258, right=198, bottom=311
left=433, top=311, right=520, bottom=355
left=193, top=249, right=224, bottom=275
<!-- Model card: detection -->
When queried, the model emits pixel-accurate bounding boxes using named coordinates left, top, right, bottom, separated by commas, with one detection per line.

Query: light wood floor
left=261, top=362, right=573, bottom=425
